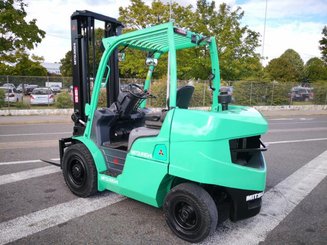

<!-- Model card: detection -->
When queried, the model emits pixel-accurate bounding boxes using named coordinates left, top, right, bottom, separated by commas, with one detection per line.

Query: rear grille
left=229, top=136, right=266, bottom=169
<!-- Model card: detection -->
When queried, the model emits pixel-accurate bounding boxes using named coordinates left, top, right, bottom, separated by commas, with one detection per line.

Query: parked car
left=290, top=86, right=314, bottom=102
left=30, top=87, right=55, bottom=105
left=49, top=84, right=61, bottom=94
left=220, top=86, right=234, bottom=102
left=0, top=87, right=22, bottom=103
left=24, top=84, right=39, bottom=95
left=16, top=83, right=29, bottom=93
left=2, top=83, right=16, bottom=89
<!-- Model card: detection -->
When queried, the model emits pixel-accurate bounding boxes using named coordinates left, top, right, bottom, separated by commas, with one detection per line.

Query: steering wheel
left=127, top=83, right=154, bottom=99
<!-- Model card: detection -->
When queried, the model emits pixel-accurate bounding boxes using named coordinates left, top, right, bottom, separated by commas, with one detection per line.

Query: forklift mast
left=70, top=10, right=122, bottom=136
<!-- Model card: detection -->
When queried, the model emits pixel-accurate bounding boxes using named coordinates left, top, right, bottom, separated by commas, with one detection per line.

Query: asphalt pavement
left=0, top=113, right=326, bottom=244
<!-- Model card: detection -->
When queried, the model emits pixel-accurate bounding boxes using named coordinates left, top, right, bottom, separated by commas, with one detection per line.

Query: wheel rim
left=68, top=157, right=86, bottom=187
left=172, top=199, right=200, bottom=233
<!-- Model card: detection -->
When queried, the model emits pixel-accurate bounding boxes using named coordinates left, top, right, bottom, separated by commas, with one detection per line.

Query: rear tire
left=62, top=143, right=97, bottom=197
left=163, top=183, right=218, bottom=243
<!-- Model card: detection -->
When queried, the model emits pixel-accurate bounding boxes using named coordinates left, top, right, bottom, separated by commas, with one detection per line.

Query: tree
left=319, top=26, right=327, bottom=63
left=265, top=49, right=304, bottom=83
left=304, top=57, right=327, bottom=82
left=118, top=0, right=262, bottom=80
left=0, top=0, right=45, bottom=64
left=193, top=2, right=262, bottom=80
left=60, top=51, right=72, bottom=77
left=11, top=52, right=47, bottom=76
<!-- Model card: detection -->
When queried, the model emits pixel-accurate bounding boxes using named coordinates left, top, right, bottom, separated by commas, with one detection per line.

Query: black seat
left=170, top=85, right=195, bottom=109
left=145, top=85, right=194, bottom=128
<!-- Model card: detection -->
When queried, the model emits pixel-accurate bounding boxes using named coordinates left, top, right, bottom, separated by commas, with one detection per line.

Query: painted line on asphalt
left=0, top=166, right=61, bottom=186
left=269, top=127, right=327, bottom=133
left=0, top=193, right=126, bottom=245
left=269, top=120, right=327, bottom=125
left=205, top=150, right=327, bottom=245
left=0, top=132, right=71, bottom=137
left=0, top=140, right=58, bottom=149
left=266, top=137, right=327, bottom=145
left=0, top=158, right=60, bottom=166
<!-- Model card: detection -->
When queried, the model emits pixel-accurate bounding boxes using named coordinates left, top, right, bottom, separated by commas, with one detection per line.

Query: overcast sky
left=25, top=0, right=327, bottom=65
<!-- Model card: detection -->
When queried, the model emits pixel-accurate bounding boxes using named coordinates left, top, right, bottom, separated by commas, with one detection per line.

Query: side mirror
left=145, top=58, right=158, bottom=66
left=118, top=52, right=125, bottom=62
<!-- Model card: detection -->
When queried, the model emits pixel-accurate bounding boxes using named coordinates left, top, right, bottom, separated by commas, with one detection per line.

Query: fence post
left=203, top=81, right=206, bottom=107
left=271, top=82, right=275, bottom=105
left=249, top=81, right=253, bottom=105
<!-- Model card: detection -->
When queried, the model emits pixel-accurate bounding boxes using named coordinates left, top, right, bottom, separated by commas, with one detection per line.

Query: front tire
left=62, top=143, right=97, bottom=197
left=163, top=183, right=218, bottom=243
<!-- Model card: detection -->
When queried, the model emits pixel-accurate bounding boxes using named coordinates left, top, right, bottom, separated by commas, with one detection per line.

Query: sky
left=24, top=0, right=327, bottom=66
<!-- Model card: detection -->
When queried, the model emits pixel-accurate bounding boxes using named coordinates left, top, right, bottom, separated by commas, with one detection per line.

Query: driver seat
left=144, top=85, right=194, bottom=129
left=128, top=85, right=194, bottom=150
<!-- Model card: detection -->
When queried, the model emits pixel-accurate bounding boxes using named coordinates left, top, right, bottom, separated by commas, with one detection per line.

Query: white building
left=42, top=62, right=61, bottom=75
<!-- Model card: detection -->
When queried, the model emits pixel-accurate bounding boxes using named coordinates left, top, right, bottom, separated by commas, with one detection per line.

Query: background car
left=49, top=84, right=61, bottom=94
left=16, top=84, right=29, bottom=93
left=0, top=87, right=22, bottom=103
left=30, top=87, right=55, bottom=105
left=1, top=83, right=16, bottom=89
left=24, top=84, right=39, bottom=95
left=290, top=86, right=314, bottom=102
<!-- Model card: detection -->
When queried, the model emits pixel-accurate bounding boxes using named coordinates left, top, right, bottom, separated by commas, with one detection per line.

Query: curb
left=0, top=105, right=326, bottom=116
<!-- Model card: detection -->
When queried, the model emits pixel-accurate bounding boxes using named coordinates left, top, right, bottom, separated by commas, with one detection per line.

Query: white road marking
left=0, top=166, right=61, bottom=186
left=269, top=120, right=327, bottom=125
left=0, top=158, right=59, bottom=166
left=269, top=127, right=327, bottom=133
left=0, top=132, right=71, bottom=137
left=266, top=137, right=327, bottom=145
left=269, top=118, right=296, bottom=121
left=205, top=150, right=327, bottom=245
left=0, top=193, right=126, bottom=245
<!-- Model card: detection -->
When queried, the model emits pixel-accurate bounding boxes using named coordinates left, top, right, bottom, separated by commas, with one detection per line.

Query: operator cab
left=91, top=54, right=194, bottom=152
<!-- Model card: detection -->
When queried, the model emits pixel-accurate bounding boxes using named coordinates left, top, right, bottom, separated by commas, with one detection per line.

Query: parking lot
left=0, top=114, right=327, bottom=244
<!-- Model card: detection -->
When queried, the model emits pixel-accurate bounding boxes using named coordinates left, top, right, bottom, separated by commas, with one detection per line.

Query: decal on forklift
left=130, top=150, right=152, bottom=159
left=100, top=175, right=118, bottom=185
left=246, top=192, right=264, bottom=201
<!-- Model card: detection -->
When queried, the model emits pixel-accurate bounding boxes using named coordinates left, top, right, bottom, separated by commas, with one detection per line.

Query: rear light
left=9, top=93, right=15, bottom=97
left=49, top=94, right=54, bottom=99
left=30, top=95, right=35, bottom=99
left=74, top=86, right=79, bottom=103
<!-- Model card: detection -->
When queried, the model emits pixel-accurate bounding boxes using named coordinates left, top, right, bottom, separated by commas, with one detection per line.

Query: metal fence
left=0, top=75, right=327, bottom=109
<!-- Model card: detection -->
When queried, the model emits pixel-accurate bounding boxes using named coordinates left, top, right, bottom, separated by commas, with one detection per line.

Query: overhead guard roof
left=102, top=22, right=210, bottom=53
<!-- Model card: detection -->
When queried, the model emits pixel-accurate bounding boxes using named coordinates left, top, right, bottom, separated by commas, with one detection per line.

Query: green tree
left=118, top=0, right=262, bottom=80
left=0, top=0, right=45, bottom=64
left=11, top=52, right=47, bottom=76
left=265, top=49, right=304, bottom=83
left=193, top=2, right=262, bottom=80
left=60, top=51, right=72, bottom=77
left=319, top=26, right=327, bottom=63
left=305, top=57, right=327, bottom=82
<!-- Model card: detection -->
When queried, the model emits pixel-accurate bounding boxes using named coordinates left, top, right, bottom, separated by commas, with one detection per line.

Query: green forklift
left=59, top=11, right=268, bottom=243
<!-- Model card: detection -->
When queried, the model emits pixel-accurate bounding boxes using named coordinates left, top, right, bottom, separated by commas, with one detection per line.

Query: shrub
left=55, top=92, right=73, bottom=108
left=233, top=80, right=293, bottom=106
left=189, top=81, right=211, bottom=107
left=97, top=88, right=107, bottom=108
left=0, top=89, right=4, bottom=108
left=15, top=101, right=30, bottom=109
left=312, top=81, right=327, bottom=104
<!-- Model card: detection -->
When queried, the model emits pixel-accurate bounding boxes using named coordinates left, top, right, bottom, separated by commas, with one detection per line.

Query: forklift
left=59, top=10, right=268, bottom=243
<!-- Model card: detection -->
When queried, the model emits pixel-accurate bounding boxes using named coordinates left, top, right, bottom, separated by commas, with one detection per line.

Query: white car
left=0, top=87, right=22, bottom=103
left=50, top=84, right=61, bottom=93
left=30, top=87, right=55, bottom=105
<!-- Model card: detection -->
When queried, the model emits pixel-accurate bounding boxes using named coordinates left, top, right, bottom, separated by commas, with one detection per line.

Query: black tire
left=62, top=143, right=97, bottom=197
left=163, top=183, right=218, bottom=243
